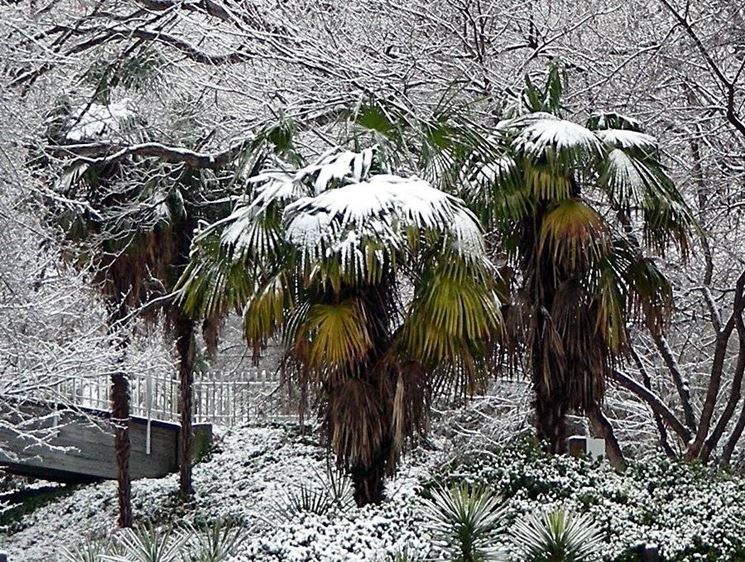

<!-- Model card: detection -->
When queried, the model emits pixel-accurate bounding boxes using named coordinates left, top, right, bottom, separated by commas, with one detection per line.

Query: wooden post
left=641, top=544, right=659, bottom=561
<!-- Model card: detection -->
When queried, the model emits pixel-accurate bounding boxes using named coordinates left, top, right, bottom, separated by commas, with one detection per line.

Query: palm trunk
left=350, top=438, right=391, bottom=506
left=525, top=201, right=570, bottom=454
left=111, top=371, right=132, bottom=527
left=175, top=310, right=196, bottom=497
left=534, top=384, right=568, bottom=454
left=108, top=304, right=132, bottom=528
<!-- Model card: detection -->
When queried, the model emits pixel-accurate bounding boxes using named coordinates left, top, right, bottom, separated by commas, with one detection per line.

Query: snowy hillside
left=6, top=406, right=745, bottom=562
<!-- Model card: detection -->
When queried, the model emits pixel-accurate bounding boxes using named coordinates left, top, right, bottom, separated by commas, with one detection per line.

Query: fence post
left=145, top=374, right=153, bottom=455
left=0, top=549, right=9, bottom=561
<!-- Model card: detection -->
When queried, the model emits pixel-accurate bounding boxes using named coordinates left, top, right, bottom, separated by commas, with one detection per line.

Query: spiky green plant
left=511, top=509, right=603, bottom=562
left=101, top=525, right=188, bottom=562
left=420, top=484, right=506, bottom=562
left=59, top=538, right=116, bottom=562
left=271, top=467, right=355, bottom=520
left=387, top=548, right=424, bottom=562
left=184, top=519, right=247, bottom=562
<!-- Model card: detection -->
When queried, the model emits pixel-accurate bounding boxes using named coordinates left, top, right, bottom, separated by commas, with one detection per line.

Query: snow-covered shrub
left=434, top=442, right=745, bottom=562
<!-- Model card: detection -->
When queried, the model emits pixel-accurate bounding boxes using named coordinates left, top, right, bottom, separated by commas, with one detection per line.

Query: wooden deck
left=0, top=401, right=211, bottom=483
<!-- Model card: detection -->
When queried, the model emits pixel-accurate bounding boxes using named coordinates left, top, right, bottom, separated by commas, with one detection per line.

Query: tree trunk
left=533, top=361, right=568, bottom=454
left=612, top=369, right=691, bottom=446
left=722, top=400, right=745, bottom=467
left=651, top=333, right=698, bottom=434
left=526, top=201, right=570, bottom=455
left=701, top=334, right=745, bottom=463
left=111, top=371, right=132, bottom=527
left=686, top=270, right=745, bottom=460
left=350, top=439, right=391, bottom=506
left=629, top=348, right=677, bottom=457
left=175, top=311, right=196, bottom=497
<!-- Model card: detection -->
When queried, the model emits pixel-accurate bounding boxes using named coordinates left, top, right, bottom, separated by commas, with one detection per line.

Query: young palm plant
left=178, top=146, right=505, bottom=505
left=59, top=538, right=118, bottom=562
left=420, top=484, right=506, bottom=562
left=101, top=525, right=188, bottom=562
left=271, top=467, right=355, bottom=521
left=510, top=508, right=603, bottom=562
left=184, top=519, right=247, bottom=562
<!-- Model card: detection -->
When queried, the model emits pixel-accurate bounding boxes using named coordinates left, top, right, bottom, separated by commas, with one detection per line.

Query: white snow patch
left=65, top=99, right=136, bottom=142
left=595, top=129, right=658, bottom=151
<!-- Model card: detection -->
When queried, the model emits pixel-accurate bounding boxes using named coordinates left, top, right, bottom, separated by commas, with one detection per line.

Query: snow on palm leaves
left=178, top=146, right=504, bottom=505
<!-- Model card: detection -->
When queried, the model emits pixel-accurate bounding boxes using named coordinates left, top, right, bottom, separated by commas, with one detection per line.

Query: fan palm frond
left=539, top=199, right=609, bottom=272
left=242, top=270, right=294, bottom=347
left=585, top=111, right=641, bottom=132
left=297, top=298, right=373, bottom=378
left=401, top=258, right=503, bottom=367
left=178, top=233, right=256, bottom=319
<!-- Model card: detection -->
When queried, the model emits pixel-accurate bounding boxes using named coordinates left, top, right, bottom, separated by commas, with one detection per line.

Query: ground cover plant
left=4, top=417, right=745, bottom=562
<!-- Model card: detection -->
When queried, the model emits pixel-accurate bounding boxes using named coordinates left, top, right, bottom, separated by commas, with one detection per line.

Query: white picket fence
left=47, top=371, right=298, bottom=426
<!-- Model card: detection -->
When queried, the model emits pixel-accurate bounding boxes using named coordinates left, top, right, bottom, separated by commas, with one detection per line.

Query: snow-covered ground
left=1, top=424, right=436, bottom=561
left=5, top=401, right=745, bottom=562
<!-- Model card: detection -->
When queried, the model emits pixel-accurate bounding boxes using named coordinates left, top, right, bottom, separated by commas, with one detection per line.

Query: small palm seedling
left=184, top=519, right=247, bottom=562
left=271, top=467, right=355, bottom=521
left=420, top=484, right=506, bottom=562
left=101, top=524, right=188, bottom=562
left=510, top=508, right=603, bottom=562
left=59, top=538, right=115, bottom=562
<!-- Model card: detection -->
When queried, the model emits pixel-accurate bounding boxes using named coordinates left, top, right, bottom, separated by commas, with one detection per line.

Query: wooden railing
left=44, top=371, right=298, bottom=426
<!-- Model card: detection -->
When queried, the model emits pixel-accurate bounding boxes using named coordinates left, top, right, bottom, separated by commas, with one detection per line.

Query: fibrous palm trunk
left=175, top=310, right=196, bottom=496
left=328, top=281, right=395, bottom=507
left=351, top=438, right=392, bottom=506
left=526, top=207, right=569, bottom=454
left=108, top=304, right=132, bottom=527
left=111, top=371, right=132, bottom=527
left=534, top=379, right=568, bottom=454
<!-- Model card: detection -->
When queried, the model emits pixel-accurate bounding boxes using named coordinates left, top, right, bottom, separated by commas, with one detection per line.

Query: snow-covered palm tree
left=178, top=147, right=504, bottom=505
left=46, top=97, right=231, bottom=522
left=449, top=70, right=695, bottom=454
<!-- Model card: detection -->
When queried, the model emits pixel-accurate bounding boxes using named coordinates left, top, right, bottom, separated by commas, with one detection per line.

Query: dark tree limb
left=701, top=295, right=745, bottom=462
left=686, top=269, right=745, bottom=460
left=612, top=369, right=691, bottom=445
left=630, top=346, right=676, bottom=457
left=659, top=0, right=745, bottom=139
left=722, top=397, right=745, bottom=466
left=49, top=139, right=257, bottom=169
left=651, top=333, right=698, bottom=433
